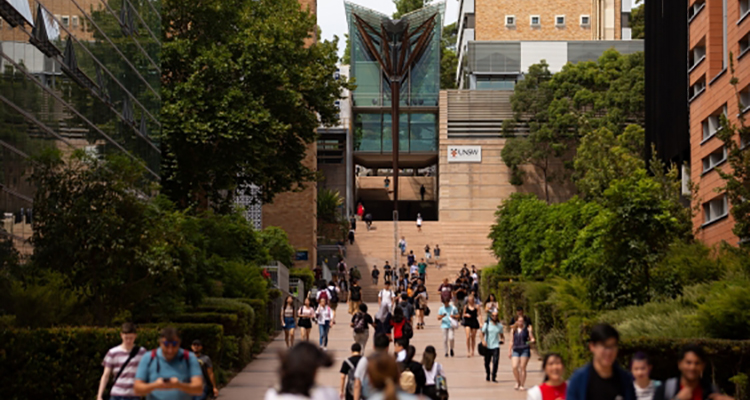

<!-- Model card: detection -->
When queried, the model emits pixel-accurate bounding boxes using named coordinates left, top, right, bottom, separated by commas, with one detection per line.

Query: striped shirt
left=102, top=345, right=147, bottom=397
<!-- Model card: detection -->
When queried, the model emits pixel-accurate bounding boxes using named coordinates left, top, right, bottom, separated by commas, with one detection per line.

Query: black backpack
left=351, top=286, right=362, bottom=301
left=353, top=312, right=367, bottom=333
left=402, top=321, right=414, bottom=339
left=329, top=288, right=339, bottom=304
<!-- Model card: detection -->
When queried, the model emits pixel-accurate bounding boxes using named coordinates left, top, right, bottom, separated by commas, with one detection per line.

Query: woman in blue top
left=508, top=315, right=534, bottom=391
left=481, top=311, right=504, bottom=383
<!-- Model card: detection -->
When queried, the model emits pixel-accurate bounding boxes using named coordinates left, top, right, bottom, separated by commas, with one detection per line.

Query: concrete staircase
left=345, top=221, right=497, bottom=302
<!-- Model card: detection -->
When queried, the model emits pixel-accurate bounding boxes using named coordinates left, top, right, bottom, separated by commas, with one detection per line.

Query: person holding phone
left=134, top=327, right=203, bottom=400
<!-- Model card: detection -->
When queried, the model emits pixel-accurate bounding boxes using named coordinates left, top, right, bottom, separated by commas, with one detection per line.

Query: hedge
left=238, top=298, right=270, bottom=344
left=290, top=267, right=315, bottom=297
left=171, top=312, right=246, bottom=338
left=138, top=323, right=224, bottom=367
left=196, top=297, right=255, bottom=334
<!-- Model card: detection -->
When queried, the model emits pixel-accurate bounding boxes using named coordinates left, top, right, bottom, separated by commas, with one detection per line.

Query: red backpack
left=147, top=349, right=190, bottom=378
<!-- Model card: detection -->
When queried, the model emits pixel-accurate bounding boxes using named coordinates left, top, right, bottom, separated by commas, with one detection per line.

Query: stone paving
left=219, top=301, right=543, bottom=400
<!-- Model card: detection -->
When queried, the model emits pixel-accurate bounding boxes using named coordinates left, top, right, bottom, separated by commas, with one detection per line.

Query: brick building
left=261, top=0, right=319, bottom=269
left=689, top=0, right=750, bottom=246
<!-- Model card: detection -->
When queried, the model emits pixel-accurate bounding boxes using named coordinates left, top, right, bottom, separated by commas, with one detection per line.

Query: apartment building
left=456, top=0, right=632, bottom=86
left=689, top=0, right=750, bottom=246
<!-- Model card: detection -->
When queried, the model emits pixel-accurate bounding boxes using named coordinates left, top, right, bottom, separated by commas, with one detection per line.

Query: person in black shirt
left=351, top=303, right=374, bottom=354
left=371, top=265, right=380, bottom=285
left=383, top=261, right=393, bottom=282
left=399, top=345, right=426, bottom=394
left=567, top=323, right=636, bottom=400
left=340, top=343, right=363, bottom=400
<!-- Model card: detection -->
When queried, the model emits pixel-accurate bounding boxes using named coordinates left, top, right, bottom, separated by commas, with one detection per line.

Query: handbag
left=424, top=305, right=431, bottom=316
left=449, top=316, right=459, bottom=330
left=103, top=346, right=140, bottom=400
left=478, top=342, right=487, bottom=357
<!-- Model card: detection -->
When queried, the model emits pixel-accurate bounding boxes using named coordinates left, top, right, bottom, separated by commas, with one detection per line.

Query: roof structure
left=344, top=1, right=446, bottom=35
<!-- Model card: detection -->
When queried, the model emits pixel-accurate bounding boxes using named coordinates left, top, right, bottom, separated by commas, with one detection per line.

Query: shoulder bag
left=103, top=346, right=140, bottom=400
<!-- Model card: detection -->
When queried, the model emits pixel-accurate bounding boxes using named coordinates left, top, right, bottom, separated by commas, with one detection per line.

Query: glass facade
left=1, top=0, right=160, bottom=242
left=344, top=1, right=442, bottom=155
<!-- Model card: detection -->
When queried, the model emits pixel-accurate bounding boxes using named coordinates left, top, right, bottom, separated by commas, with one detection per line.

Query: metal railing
left=289, top=278, right=305, bottom=303
left=266, top=261, right=290, bottom=293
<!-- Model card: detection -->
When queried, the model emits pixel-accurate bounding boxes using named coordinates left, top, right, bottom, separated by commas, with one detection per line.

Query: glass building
left=345, top=1, right=443, bottom=157
left=1, top=0, right=160, bottom=249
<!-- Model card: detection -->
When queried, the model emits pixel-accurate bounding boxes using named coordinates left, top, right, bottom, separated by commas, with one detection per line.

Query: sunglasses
left=161, top=340, right=179, bottom=347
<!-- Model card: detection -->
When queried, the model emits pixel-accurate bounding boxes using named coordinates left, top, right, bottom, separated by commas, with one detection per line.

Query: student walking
left=413, top=284, right=428, bottom=329
left=433, top=245, right=441, bottom=269
left=350, top=215, right=357, bottom=231
left=438, top=299, right=459, bottom=358
left=297, top=297, right=315, bottom=342
left=378, top=281, right=395, bottom=309
left=340, top=343, right=364, bottom=400
left=399, top=237, right=407, bottom=256
left=384, top=261, right=393, bottom=282
left=400, top=345, right=427, bottom=395
left=421, top=346, right=445, bottom=400
left=509, top=315, right=534, bottom=390
left=416, top=213, right=423, bottom=232
left=281, top=295, right=297, bottom=348
left=191, top=340, right=219, bottom=400
left=366, top=351, right=418, bottom=400
left=372, top=265, right=380, bottom=285
left=484, top=294, right=499, bottom=322
left=264, top=342, right=337, bottom=400
left=349, top=280, right=363, bottom=315
left=374, top=303, right=393, bottom=341
left=417, top=259, right=428, bottom=282
left=357, top=202, right=365, bottom=220
left=349, top=229, right=356, bottom=245
left=407, top=251, right=416, bottom=267
left=424, top=244, right=431, bottom=261
left=481, top=310, right=504, bottom=382
left=566, top=323, right=636, bottom=400
left=364, top=213, right=373, bottom=230
left=351, top=303, right=374, bottom=352
left=527, top=353, right=567, bottom=400
left=353, top=333, right=392, bottom=400
left=133, top=327, right=204, bottom=399
left=390, top=307, right=409, bottom=341
left=315, top=297, right=336, bottom=350
left=653, top=345, right=734, bottom=400
left=462, top=295, right=481, bottom=358
left=97, top=323, right=147, bottom=400
left=420, top=185, right=426, bottom=201
left=631, top=352, right=660, bottom=400
left=438, top=279, right=453, bottom=304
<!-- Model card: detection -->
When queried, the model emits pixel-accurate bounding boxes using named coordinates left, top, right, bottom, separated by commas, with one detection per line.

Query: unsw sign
left=447, top=146, right=482, bottom=163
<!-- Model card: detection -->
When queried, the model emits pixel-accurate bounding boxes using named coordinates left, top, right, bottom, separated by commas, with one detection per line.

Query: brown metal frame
left=353, top=12, right=438, bottom=214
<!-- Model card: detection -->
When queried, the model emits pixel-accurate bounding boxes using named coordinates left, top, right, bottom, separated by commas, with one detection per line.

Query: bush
left=170, top=312, right=246, bottom=338
left=651, top=242, right=724, bottom=299
left=197, top=297, right=255, bottom=334
left=695, top=280, right=750, bottom=340
left=0, top=327, right=159, bottom=400
left=598, top=294, right=706, bottom=339
left=137, top=323, right=224, bottom=367
left=290, top=267, right=315, bottom=297
left=238, top=298, right=270, bottom=345
left=618, top=338, right=750, bottom=397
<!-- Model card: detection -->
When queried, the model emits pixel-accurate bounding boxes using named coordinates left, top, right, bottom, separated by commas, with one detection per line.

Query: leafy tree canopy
left=162, top=0, right=350, bottom=213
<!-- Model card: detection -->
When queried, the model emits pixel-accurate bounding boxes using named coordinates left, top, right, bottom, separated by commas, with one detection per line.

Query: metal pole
left=391, top=80, right=400, bottom=215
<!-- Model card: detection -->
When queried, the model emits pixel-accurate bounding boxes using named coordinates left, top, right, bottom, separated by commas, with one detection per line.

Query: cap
left=192, top=339, right=203, bottom=346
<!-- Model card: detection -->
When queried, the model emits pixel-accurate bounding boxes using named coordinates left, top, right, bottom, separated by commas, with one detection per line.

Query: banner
left=447, top=146, right=482, bottom=163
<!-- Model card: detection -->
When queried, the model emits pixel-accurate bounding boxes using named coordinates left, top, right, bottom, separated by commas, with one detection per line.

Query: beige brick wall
left=475, top=0, right=596, bottom=41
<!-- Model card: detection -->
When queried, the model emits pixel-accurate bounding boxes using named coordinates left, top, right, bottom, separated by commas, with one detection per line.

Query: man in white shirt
left=394, top=338, right=408, bottom=362
left=378, top=281, right=394, bottom=308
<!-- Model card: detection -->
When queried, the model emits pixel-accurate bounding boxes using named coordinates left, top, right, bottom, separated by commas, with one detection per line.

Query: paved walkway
left=219, top=302, right=543, bottom=400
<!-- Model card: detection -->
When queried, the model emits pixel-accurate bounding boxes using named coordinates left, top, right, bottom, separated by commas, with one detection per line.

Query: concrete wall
left=438, top=91, right=575, bottom=223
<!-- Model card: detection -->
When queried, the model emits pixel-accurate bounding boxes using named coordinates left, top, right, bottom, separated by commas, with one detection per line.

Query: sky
left=316, top=0, right=639, bottom=57
left=317, top=0, right=461, bottom=57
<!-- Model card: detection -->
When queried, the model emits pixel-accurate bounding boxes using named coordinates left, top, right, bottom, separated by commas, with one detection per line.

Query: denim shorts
left=512, top=347, right=531, bottom=358
left=284, top=316, right=296, bottom=329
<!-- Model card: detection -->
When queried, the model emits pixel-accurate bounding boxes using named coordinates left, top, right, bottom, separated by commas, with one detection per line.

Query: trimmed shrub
left=138, top=323, right=224, bottom=367
left=0, top=327, right=158, bottom=400
left=238, top=298, right=270, bottom=344
left=197, top=297, right=255, bottom=335
left=171, top=312, right=245, bottom=338
left=290, top=267, right=315, bottom=297
left=695, top=280, right=750, bottom=340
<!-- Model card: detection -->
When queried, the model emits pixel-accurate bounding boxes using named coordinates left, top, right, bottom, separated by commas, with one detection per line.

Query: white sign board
left=447, top=146, right=482, bottom=163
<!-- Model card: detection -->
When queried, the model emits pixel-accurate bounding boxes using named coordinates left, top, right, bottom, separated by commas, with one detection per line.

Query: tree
left=161, top=0, right=349, bottom=213
left=392, top=0, right=426, bottom=18
left=440, top=23, right=458, bottom=89
left=630, top=1, right=645, bottom=40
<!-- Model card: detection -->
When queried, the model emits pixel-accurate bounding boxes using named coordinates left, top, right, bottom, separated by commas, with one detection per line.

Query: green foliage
left=290, top=267, right=315, bottom=297
left=630, top=2, right=645, bottom=40
left=547, top=276, right=594, bottom=317
left=238, top=298, right=270, bottom=343
left=0, top=271, right=82, bottom=328
left=489, top=193, right=548, bottom=274
left=573, top=125, right=645, bottom=200
left=695, top=280, right=750, bottom=340
left=440, top=23, right=458, bottom=90
left=170, top=312, right=246, bottom=338
left=651, top=242, right=725, bottom=299
left=197, top=297, right=256, bottom=333
left=392, top=0, right=427, bottom=18
left=317, top=188, right=344, bottom=223
left=260, top=227, right=295, bottom=268
left=161, top=0, right=350, bottom=212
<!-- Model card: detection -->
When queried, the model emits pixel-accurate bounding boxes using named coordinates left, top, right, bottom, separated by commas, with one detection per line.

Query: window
left=702, top=104, right=728, bottom=141
left=703, top=195, right=728, bottom=225
left=740, top=32, right=750, bottom=57
left=740, top=85, right=750, bottom=114
left=61, top=15, right=69, bottom=27
left=702, top=146, right=727, bottom=173
left=580, top=15, right=591, bottom=26
left=530, top=15, right=540, bottom=26
left=689, top=40, right=707, bottom=70
left=741, top=0, right=750, bottom=21
left=506, top=15, right=516, bottom=26
left=690, top=76, right=706, bottom=100
left=622, top=12, right=631, bottom=28
left=689, top=0, right=706, bottom=20
left=72, top=15, right=79, bottom=28
left=556, top=15, right=566, bottom=26
left=476, top=76, right=516, bottom=90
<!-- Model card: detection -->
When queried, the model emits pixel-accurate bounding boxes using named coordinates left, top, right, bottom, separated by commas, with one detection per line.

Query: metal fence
left=266, top=261, right=290, bottom=293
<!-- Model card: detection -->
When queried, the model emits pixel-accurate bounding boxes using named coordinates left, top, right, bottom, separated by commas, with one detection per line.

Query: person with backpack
left=134, top=327, right=203, bottom=400
left=566, top=323, right=636, bottom=400
left=351, top=303, right=374, bottom=352
left=351, top=265, right=362, bottom=283
left=349, top=229, right=356, bottom=245
left=327, top=281, right=341, bottom=312
left=399, top=345, right=426, bottom=395
left=191, top=340, right=218, bottom=400
left=315, top=297, right=336, bottom=350
left=653, top=345, right=734, bottom=400
left=391, top=307, right=412, bottom=342
left=437, top=279, right=453, bottom=305
left=340, top=343, right=364, bottom=400
left=398, top=237, right=407, bottom=256
left=438, top=298, right=459, bottom=358
left=397, top=293, right=415, bottom=324
left=353, top=333, right=391, bottom=400
left=349, top=280, right=363, bottom=315
left=97, top=322, right=147, bottom=400
left=374, top=303, right=393, bottom=341
left=372, top=265, right=380, bottom=285
left=422, top=346, right=446, bottom=400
